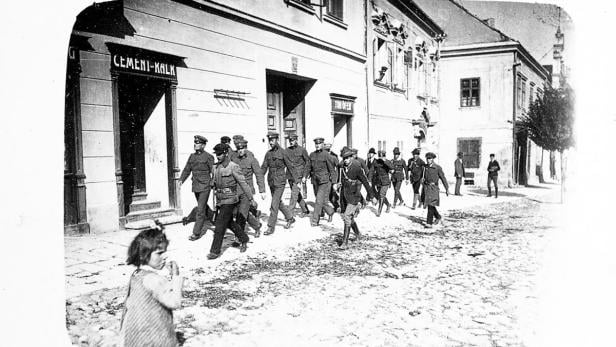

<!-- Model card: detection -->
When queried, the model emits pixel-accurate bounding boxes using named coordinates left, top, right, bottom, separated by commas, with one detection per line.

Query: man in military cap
left=487, top=153, right=500, bottom=198
left=370, top=149, right=393, bottom=216
left=180, top=135, right=216, bottom=241
left=303, top=137, right=336, bottom=226
left=351, top=148, right=369, bottom=208
left=207, top=143, right=253, bottom=259
left=366, top=148, right=378, bottom=204
left=324, top=143, right=341, bottom=212
left=391, top=147, right=408, bottom=208
left=261, top=131, right=296, bottom=235
left=338, top=147, right=376, bottom=249
left=231, top=139, right=267, bottom=237
left=229, top=135, right=255, bottom=162
left=284, top=133, right=311, bottom=218
left=406, top=148, right=425, bottom=209
left=422, top=152, right=449, bottom=228
left=454, top=151, right=465, bottom=196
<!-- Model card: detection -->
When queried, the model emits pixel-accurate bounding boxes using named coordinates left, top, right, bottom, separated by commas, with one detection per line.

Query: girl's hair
left=126, top=221, right=169, bottom=266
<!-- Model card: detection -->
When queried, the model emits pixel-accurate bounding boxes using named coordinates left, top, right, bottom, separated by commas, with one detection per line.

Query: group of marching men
left=179, top=131, right=449, bottom=259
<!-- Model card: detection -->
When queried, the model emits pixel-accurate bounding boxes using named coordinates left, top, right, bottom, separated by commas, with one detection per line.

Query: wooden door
left=267, top=92, right=282, bottom=142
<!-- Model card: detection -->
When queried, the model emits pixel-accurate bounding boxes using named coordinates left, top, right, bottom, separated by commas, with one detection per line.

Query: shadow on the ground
left=467, top=188, right=527, bottom=198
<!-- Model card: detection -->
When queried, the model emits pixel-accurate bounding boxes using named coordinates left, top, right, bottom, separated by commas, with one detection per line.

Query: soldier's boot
left=393, top=195, right=397, bottom=209
left=351, top=222, right=361, bottom=241
left=411, top=194, right=418, bottom=209
left=299, top=200, right=310, bottom=217
left=376, top=199, right=384, bottom=217
left=384, top=198, right=391, bottom=213
left=338, top=225, right=351, bottom=249
left=487, top=187, right=492, bottom=197
left=264, top=226, right=275, bottom=236
left=494, top=187, right=498, bottom=198
left=285, top=217, right=296, bottom=229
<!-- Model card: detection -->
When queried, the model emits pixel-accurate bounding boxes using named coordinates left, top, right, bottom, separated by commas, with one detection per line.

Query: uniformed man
left=422, top=152, right=449, bottom=228
left=487, top=153, right=501, bottom=198
left=180, top=135, right=215, bottom=241
left=370, top=149, right=393, bottom=217
left=454, top=152, right=465, bottom=196
left=231, top=139, right=267, bottom=237
left=261, top=131, right=296, bottom=235
left=351, top=148, right=369, bottom=208
left=303, top=137, right=336, bottom=227
left=284, top=133, right=311, bottom=218
left=391, top=147, right=408, bottom=208
left=366, top=148, right=378, bottom=204
left=229, top=134, right=255, bottom=162
left=221, top=136, right=232, bottom=150
left=406, top=148, right=425, bottom=209
left=324, top=143, right=341, bottom=212
left=338, top=147, right=376, bottom=249
left=206, top=143, right=253, bottom=260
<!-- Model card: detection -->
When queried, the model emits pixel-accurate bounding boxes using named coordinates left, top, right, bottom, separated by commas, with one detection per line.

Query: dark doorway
left=515, top=130, right=528, bottom=186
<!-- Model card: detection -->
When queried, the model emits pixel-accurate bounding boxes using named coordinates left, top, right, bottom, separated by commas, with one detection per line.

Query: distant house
left=414, top=0, right=549, bottom=188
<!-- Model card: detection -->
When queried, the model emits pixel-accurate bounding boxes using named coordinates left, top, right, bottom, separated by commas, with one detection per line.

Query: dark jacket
left=370, top=158, right=392, bottom=186
left=487, top=160, right=501, bottom=177
left=340, top=159, right=374, bottom=205
left=179, top=150, right=214, bottom=193
left=304, top=150, right=337, bottom=185
left=232, top=153, right=265, bottom=194
left=391, top=158, right=407, bottom=181
left=229, top=149, right=254, bottom=163
left=261, top=145, right=292, bottom=188
left=423, top=163, right=448, bottom=207
left=356, top=157, right=369, bottom=177
left=285, top=145, right=310, bottom=182
left=212, top=158, right=253, bottom=206
left=454, top=158, right=465, bottom=178
left=406, top=157, right=425, bottom=182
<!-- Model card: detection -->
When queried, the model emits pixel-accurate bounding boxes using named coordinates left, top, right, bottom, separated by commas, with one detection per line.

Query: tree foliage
left=519, top=83, right=575, bottom=153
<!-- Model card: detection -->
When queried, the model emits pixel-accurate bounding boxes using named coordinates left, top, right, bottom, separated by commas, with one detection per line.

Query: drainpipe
left=364, top=0, right=371, bottom=149
left=512, top=52, right=521, bottom=187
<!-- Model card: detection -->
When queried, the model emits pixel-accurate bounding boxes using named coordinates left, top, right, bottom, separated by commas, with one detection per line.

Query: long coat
left=454, top=158, right=465, bottom=177
left=423, top=163, right=448, bottom=207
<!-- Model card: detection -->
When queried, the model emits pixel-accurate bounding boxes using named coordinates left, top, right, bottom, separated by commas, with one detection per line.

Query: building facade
left=414, top=0, right=549, bottom=188
left=366, top=0, right=444, bottom=159
left=64, top=0, right=367, bottom=234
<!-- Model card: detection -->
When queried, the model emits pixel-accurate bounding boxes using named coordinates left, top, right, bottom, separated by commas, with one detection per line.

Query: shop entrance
left=266, top=70, right=315, bottom=148
left=330, top=94, right=355, bottom=151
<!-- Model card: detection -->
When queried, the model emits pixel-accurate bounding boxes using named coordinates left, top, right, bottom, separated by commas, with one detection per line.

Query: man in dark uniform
left=221, top=136, right=232, bottom=150
left=423, top=152, right=449, bottom=228
left=284, top=133, right=311, bottom=218
left=231, top=139, right=266, bottom=237
left=487, top=153, right=500, bottom=198
left=454, top=152, right=465, bottom=196
left=390, top=147, right=408, bottom=208
left=370, top=149, right=393, bottom=217
left=261, top=131, right=296, bottom=235
left=303, top=137, right=336, bottom=227
left=406, top=148, right=425, bottom=209
left=338, top=148, right=376, bottom=249
left=366, top=147, right=378, bottom=204
left=180, top=135, right=216, bottom=241
left=206, top=143, right=253, bottom=259
left=229, top=135, right=255, bottom=162
left=324, top=143, right=341, bottom=212
left=351, top=148, right=369, bottom=208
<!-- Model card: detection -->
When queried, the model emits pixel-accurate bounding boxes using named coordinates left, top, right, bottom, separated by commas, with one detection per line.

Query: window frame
left=460, top=77, right=480, bottom=107
left=457, top=137, right=482, bottom=169
left=325, top=0, right=344, bottom=21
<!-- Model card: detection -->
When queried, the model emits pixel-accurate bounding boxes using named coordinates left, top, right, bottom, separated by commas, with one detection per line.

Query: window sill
left=285, top=0, right=316, bottom=15
left=393, top=87, right=407, bottom=94
left=374, top=81, right=391, bottom=89
left=323, top=13, right=347, bottom=29
left=459, top=106, right=481, bottom=110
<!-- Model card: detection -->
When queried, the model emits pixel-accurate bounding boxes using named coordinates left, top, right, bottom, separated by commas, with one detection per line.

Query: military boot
left=376, top=198, right=384, bottom=217
left=495, top=187, right=498, bottom=198
left=264, top=226, right=275, bottom=235
left=285, top=217, right=296, bottom=229
left=412, top=194, right=418, bottom=209
left=338, top=225, right=351, bottom=249
left=384, top=198, right=391, bottom=213
left=351, top=222, right=361, bottom=241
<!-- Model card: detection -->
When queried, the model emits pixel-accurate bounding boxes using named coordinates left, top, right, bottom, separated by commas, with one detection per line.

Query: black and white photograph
left=2, top=0, right=615, bottom=346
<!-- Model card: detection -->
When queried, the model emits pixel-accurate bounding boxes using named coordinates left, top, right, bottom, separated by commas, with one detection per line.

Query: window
left=516, top=74, right=527, bottom=111
left=393, top=45, right=406, bottom=92
left=457, top=138, right=482, bottom=168
left=378, top=140, right=387, bottom=152
left=460, top=78, right=480, bottom=107
left=521, top=80, right=527, bottom=110
left=325, top=0, right=343, bottom=20
left=529, top=83, right=535, bottom=106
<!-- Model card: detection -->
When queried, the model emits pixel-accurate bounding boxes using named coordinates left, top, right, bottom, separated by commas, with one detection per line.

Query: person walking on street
left=487, top=153, right=500, bottom=198
left=366, top=148, right=378, bottom=204
left=261, top=131, right=296, bottom=235
left=454, top=152, right=465, bottom=196
left=338, top=148, right=376, bottom=249
left=284, top=133, right=311, bottom=218
left=391, top=147, right=408, bottom=208
left=324, top=143, right=341, bottom=212
left=423, top=152, right=449, bottom=228
left=207, top=143, right=253, bottom=260
left=370, top=149, right=393, bottom=217
left=303, top=137, right=337, bottom=227
left=180, top=135, right=215, bottom=241
left=407, top=148, right=425, bottom=209
left=352, top=148, right=369, bottom=208
left=231, top=139, right=267, bottom=237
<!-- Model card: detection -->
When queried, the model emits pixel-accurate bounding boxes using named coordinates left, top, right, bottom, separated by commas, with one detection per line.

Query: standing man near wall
left=423, top=152, right=449, bottom=228
left=371, top=150, right=393, bottom=217
left=303, top=137, right=336, bottom=227
left=284, top=133, right=311, bottom=218
left=487, top=153, right=501, bottom=198
left=206, top=143, right=253, bottom=259
left=324, top=143, right=341, bottom=212
left=261, top=131, right=296, bottom=235
left=407, top=148, right=425, bottom=210
left=454, top=152, right=465, bottom=196
left=180, top=135, right=215, bottom=241
left=391, top=147, right=408, bottom=208
left=231, top=139, right=266, bottom=237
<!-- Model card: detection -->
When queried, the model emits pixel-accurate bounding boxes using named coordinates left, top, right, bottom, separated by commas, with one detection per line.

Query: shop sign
left=331, top=96, right=354, bottom=115
left=112, top=53, right=176, bottom=78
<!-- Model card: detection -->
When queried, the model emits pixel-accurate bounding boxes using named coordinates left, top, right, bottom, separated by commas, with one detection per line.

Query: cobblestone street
left=66, top=187, right=562, bottom=346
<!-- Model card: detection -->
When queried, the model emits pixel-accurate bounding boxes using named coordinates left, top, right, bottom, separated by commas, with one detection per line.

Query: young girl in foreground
left=121, top=223, right=184, bottom=347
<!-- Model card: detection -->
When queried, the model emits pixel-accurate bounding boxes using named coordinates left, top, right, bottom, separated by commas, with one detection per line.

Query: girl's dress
left=121, top=268, right=180, bottom=347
